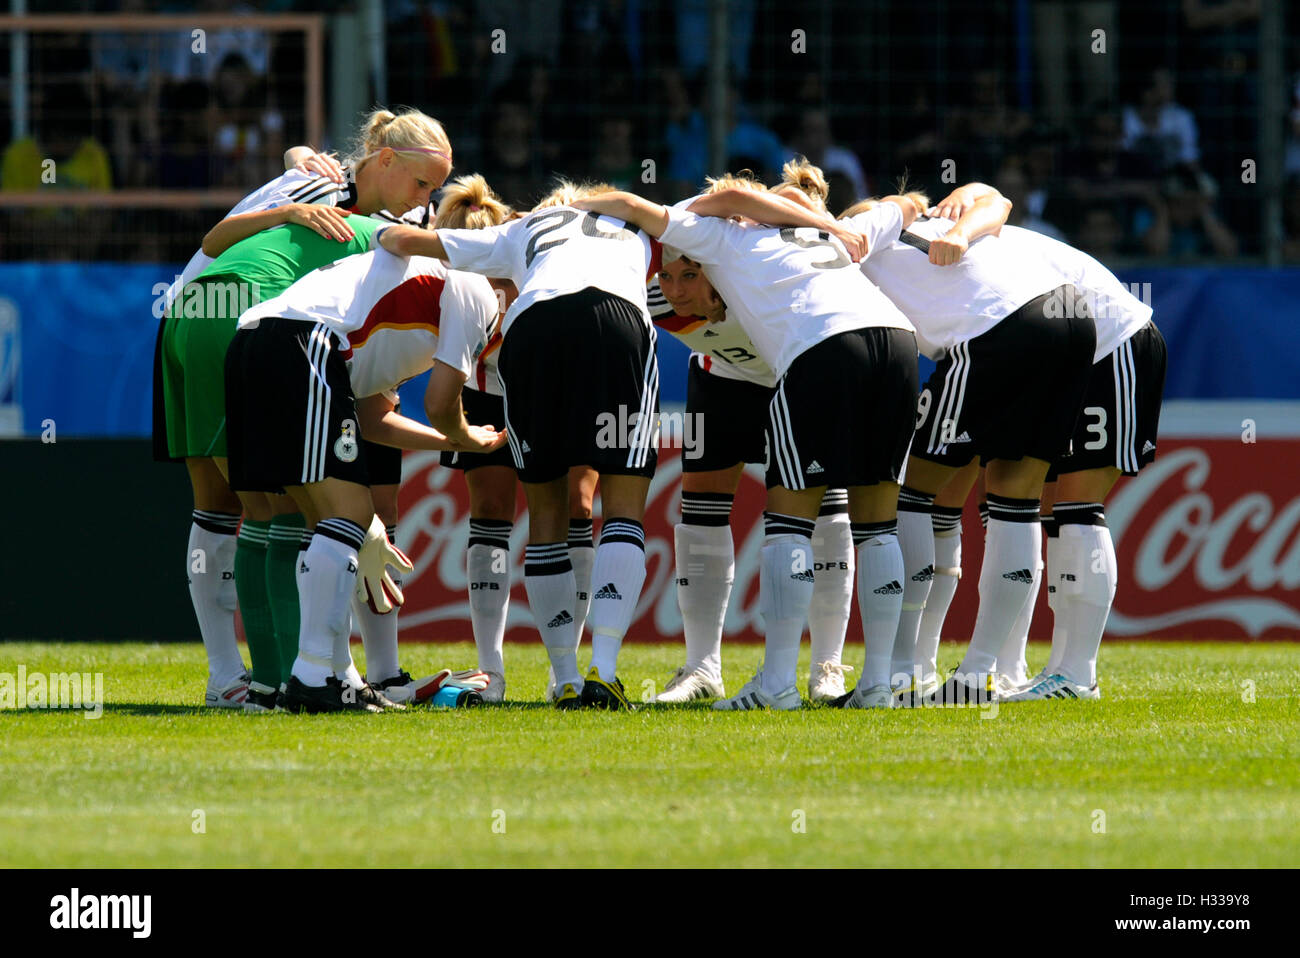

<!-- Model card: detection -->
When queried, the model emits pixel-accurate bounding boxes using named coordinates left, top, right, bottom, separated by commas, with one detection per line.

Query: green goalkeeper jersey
left=168, top=217, right=384, bottom=319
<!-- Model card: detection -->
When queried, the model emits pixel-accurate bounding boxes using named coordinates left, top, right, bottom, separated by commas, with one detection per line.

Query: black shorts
left=363, top=438, right=403, bottom=486
left=225, top=318, right=370, bottom=493
left=438, top=386, right=517, bottom=472
left=497, top=287, right=658, bottom=484
left=765, top=327, right=919, bottom=490
left=912, top=285, right=1096, bottom=468
left=683, top=356, right=774, bottom=473
left=1049, top=321, right=1167, bottom=479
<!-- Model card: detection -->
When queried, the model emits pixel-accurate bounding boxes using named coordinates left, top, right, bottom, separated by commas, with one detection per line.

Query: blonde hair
left=839, top=191, right=931, bottom=220
left=435, top=174, right=512, bottom=230
left=532, top=178, right=615, bottom=211
left=703, top=171, right=767, bottom=194
left=350, top=107, right=452, bottom=175
left=775, top=157, right=829, bottom=211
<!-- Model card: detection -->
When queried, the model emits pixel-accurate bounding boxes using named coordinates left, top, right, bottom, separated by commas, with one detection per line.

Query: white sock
left=1044, top=523, right=1067, bottom=675
left=854, top=522, right=905, bottom=689
left=809, top=503, right=853, bottom=670
left=958, top=495, right=1042, bottom=676
left=293, top=518, right=365, bottom=688
left=758, top=516, right=816, bottom=694
left=568, top=520, right=595, bottom=649
left=587, top=519, right=648, bottom=681
left=1056, top=505, right=1116, bottom=688
left=918, top=508, right=963, bottom=680
left=468, top=520, right=513, bottom=675
left=353, top=576, right=401, bottom=683
left=188, top=512, right=244, bottom=685
left=892, top=488, right=935, bottom=682
left=997, top=548, right=1041, bottom=682
left=524, top=543, right=581, bottom=687
left=674, top=519, right=733, bottom=677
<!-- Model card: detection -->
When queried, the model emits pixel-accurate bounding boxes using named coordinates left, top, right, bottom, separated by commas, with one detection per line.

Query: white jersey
left=238, top=249, right=499, bottom=398
left=849, top=204, right=1064, bottom=361
left=437, top=206, right=653, bottom=336
left=998, top=225, right=1152, bottom=362
left=165, top=167, right=425, bottom=310
left=646, top=276, right=777, bottom=389
left=463, top=327, right=505, bottom=396
left=658, top=204, right=913, bottom=378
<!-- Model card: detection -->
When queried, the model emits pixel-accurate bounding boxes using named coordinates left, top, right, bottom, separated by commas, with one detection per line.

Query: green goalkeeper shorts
left=158, top=277, right=246, bottom=460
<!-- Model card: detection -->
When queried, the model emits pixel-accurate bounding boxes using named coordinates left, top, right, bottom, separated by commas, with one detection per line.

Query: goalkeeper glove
left=355, top=515, right=414, bottom=614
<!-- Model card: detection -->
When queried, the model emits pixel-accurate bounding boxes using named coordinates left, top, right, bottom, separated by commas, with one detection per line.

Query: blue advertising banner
left=1, top=262, right=1297, bottom=438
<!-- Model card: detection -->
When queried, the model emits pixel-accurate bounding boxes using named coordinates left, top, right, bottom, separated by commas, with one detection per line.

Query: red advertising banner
left=390, top=438, right=1300, bottom=645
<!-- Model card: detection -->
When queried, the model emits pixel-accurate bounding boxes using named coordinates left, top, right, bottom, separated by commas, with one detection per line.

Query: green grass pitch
left=1, top=640, right=1296, bottom=867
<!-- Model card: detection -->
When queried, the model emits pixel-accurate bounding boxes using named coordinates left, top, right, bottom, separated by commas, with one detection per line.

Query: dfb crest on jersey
left=334, top=418, right=359, bottom=462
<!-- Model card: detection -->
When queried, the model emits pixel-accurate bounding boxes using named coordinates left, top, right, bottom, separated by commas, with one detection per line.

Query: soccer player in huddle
left=839, top=182, right=1098, bottom=705
left=372, top=180, right=663, bottom=709
left=648, top=166, right=859, bottom=705
left=897, top=183, right=1168, bottom=701
left=575, top=181, right=922, bottom=710
left=156, top=107, right=454, bottom=710
left=223, top=208, right=506, bottom=711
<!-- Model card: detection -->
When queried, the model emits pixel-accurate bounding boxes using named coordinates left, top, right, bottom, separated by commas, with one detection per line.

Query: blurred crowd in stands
left=2, top=0, right=1298, bottom=263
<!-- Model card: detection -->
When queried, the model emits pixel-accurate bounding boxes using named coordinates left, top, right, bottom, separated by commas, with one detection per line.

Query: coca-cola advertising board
left=389, top=409, right=1300, bottom=644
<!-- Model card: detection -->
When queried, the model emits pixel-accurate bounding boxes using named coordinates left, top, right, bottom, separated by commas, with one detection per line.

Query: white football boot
left=808, top=661, right=853, bottom=704
left=838, top=683, right=894, bottom=709
left=204, top=670, right=250, bottom=709
left=712, top=671, right=802, bottom=711
left=654, top=666, right=725, bottom=703
left=1004, top=672, right=1100, bottom=702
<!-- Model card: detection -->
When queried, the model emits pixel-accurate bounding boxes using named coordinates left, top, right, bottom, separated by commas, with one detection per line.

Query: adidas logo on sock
left=547, top=610, right=574, bottom=628
left=873, top=580, right=903, bottom=595
left=1002, top=568, right=1034, bottom=584
left=911, top=564, right=934, bottom=582
left=1142, top=440, right=1156, bottom=454
left=806, top=460, right=824, bottom=475
left=594, top=582, right=622, bottom=600
left=790, top=569, right=815, bottom=583
left=703, top=329, right=719, bottom=337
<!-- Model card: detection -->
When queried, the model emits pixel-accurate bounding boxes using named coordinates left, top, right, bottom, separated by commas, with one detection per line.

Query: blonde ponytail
left=350, top=106, right=452, bottom=175
left=776, top=157, right=829, bottom=210
left=435, top=174, right=512, bottom=230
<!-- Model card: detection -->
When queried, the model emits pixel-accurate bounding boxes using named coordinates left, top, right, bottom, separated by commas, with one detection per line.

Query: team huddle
left=154, top=105, right=1166, bottom=714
